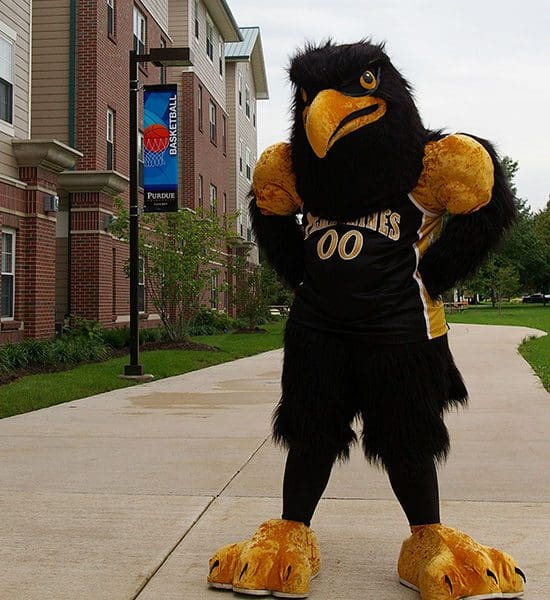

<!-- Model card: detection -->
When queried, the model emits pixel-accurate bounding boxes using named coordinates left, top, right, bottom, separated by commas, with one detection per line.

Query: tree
left=227, top=250, right=293, bottom=330
left=110, top=202, right=236, bottom=341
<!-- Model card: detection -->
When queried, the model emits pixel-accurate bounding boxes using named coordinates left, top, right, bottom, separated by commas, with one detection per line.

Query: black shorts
left=273, top=320, right=468, bottom=467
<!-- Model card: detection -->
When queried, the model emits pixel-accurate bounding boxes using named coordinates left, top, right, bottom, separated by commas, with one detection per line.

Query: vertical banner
left=143, top=85, right=179, bottom=212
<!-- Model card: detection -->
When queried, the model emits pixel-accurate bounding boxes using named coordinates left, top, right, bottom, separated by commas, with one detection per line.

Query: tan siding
left=168, top=0, right=190, bottom=48
left=0, top=0, right=32, bottom=178
left=31, top=0, right=71, bottom=144
left=225, top=63, right=237, bottom=214
left=140, top=0, right=169, bottom=35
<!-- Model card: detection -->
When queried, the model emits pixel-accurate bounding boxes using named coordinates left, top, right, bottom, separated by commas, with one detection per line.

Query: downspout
left=67, top=0, right=77, bottom=321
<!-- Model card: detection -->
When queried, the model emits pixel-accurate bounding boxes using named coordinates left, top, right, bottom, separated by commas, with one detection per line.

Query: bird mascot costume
left=207, top=40, right=526, bottom=600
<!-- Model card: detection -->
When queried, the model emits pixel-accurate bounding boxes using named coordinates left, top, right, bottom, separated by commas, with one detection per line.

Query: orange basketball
left=144, top=123, right=170, bottom=153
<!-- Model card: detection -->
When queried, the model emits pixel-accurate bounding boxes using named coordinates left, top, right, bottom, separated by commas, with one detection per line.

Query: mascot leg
left=366, top=338, right=526, bottom=600
left=208, top=323, right=354, bottom=597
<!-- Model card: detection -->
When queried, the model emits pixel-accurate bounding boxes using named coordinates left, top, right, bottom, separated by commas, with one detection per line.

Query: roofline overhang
left=204, top=0, right=242, bottom=42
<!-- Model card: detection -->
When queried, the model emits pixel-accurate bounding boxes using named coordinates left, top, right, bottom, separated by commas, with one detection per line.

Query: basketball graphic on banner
left=144, top=123, right=170, bottom=167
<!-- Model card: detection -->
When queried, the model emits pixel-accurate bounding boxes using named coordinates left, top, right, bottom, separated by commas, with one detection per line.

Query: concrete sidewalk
left=0, top=324, right=548, bottom=599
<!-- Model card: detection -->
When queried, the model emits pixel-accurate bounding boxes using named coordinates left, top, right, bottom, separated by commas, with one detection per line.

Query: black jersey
left=290, top=193, right=448, bottom=343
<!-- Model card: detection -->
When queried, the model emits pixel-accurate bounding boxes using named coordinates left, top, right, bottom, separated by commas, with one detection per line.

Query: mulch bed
left=0, top=340, right=220, bottom=387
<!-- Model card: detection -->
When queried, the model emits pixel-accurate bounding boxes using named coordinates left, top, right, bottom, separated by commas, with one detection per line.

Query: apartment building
left=0, top=0, right=268, bottom=342
left=225, top=26, right=268, bottom=264
left=0, top=2, right=81, bottom=343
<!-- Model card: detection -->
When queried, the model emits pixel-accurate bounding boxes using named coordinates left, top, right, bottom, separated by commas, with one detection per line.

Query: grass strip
left=0, top=321, right=285, bottom=419
left=447, top=303, right=550, bottom=392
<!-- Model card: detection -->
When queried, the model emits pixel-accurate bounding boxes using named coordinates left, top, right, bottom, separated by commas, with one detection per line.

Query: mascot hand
left=398, top=524, right=525, bottom=600
left=208, top=519, right=320, bottom=598
left=253, top=143, right=303, bottom=216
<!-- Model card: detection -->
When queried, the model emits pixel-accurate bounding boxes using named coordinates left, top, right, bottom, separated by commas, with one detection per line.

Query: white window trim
left=1, top=227, right=16, bottom=321
left=194, top=1, right=200, bottom=39
left=0, top=22, right=16, bottom=132
left=245, top=84, right=251, bottom=120
left=133, top=6, right=146, bottom=54
left=218, top=35, right=224, bottom=78
left=238, top=73, right=242, bottom=106
left=239, top=139, right=244, bottom=174
left=245, top=147, right=251, bottom=181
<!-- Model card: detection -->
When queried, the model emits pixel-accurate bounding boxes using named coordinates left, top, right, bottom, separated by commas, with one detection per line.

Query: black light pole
left=123, top=47, right=192, bottom=379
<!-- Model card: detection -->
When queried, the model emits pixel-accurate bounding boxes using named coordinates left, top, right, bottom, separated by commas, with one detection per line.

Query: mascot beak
left=304, top=89, right=387, bottom=159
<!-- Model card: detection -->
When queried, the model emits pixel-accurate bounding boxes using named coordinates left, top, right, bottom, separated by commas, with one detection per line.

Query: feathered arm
left=249, top=142, right=305, bottom=289
left=415, top=134, right=517, bottom=297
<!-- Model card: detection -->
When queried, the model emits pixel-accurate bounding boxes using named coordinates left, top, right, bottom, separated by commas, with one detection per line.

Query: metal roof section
left=226, top=27, right=269, bottom=100
left=204, top=0, right=242, bottom=42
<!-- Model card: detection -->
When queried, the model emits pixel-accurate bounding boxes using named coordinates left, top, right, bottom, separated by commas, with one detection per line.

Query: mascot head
left=289, top=40, right=428, bottom=220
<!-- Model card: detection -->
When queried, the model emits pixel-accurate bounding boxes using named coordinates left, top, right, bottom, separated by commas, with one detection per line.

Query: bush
left=101, top=327, right=131, bottom=349
left=0, top=336, right=112, bottom=375
left=189, top=308, right=237, bottom=336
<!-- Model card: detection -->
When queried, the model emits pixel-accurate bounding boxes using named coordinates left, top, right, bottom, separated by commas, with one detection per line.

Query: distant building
left=0, top=0, right=269, bottom=343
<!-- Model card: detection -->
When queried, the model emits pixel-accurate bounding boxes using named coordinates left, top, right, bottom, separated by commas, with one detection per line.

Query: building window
left=194, top=1, right=199, bottom=38
left=223, top=192, right=227, bottom=213
left=246, top=147, right=251, bottom=181
left=138, top=130, right=144, bottom=187
left=138, top=257, right=145, bottom=313
left=218, top=36, right=224, bottom=76
left=197, top=85, right=203, bottom=131
left=198, top=174, right=203, bottom=207
left=1, top=228, right=15, bottom=319
left=210, top=272, right=218, bottom=309
left=239, top=140, right=244, bottom=174
left=245, top=85, right=251, bottom=119
left=0, top=33, right=14, bottom=125
left=222, top=115, right=226, bottom=154
left=206, top=18, right=214, bottom=61
left=209, top=101, right=216, bottom=144
left=107, top=0, right=116, bottom=39
left=253, top=99, right=256, bottom=128
left=238, top=73, right=242, bottom=106
left=107, top=108, right=115, bottom=169
left=133, top=6, right=146, bottom=54
left=209, top=183, right=217, bottom=216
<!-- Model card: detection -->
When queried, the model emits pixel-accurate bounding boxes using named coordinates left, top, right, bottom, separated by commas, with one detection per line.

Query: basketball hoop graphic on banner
left=143, top=85, right=179, bottom=212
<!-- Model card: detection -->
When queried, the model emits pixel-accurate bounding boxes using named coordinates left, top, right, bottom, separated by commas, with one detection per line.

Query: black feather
left=249, top=194, right=304, bottom=290
left=288, top=40, right=427, bottom=220
left=418, top=135, right=517, bottom=297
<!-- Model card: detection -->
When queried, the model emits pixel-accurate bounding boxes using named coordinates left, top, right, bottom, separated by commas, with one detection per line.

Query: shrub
left=189, top=308, right=236, bottom=336
left=101, top=327, right=131, bottom=349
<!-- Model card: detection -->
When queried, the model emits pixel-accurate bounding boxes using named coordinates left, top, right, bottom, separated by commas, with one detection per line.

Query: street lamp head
left=149, top=47, right=193, bottom=67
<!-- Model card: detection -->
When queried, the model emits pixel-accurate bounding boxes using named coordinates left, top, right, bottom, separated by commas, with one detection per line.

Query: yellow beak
left=304, top=89, right=387, bottom=159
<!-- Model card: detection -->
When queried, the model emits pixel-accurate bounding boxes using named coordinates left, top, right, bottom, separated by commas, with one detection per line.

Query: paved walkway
left=0, top=324, right=548, bottom=599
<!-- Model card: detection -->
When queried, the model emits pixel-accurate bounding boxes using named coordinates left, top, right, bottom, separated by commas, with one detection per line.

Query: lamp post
left=123, top=47, right=192, bottom=378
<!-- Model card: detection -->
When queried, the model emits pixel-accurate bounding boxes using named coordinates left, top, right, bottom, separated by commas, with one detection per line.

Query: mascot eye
left=301, top=88, right=308, bottom=103
left=360, top=70, right=377, bottom=91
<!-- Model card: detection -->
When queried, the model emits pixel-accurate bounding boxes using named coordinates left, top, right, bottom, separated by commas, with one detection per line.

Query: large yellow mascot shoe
left=398, top=524, right=525, bottom=600
left=208, top=519, right=320, bottom=598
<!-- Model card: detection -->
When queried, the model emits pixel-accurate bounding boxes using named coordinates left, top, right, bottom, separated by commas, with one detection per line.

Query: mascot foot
left=208, top=519, right=320, bottom=598
left=398, top=524, right=525, bottom=600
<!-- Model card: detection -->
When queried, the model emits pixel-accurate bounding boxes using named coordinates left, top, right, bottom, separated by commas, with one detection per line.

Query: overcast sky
left=228, top=0, right=549, bottom=212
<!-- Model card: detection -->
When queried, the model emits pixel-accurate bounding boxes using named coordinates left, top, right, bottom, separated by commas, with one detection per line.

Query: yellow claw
left=207, top=519, right=320, bottom=598
left=398, top=524, right=524, bottom=600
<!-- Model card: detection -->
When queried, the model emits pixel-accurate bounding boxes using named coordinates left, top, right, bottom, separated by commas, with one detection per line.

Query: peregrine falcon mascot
left=207, top=40, right=525, bottom=600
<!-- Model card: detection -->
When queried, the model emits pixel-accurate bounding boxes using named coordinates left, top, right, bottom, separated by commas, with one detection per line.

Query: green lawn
left=447, top=303, right=550, bottom=392
left=0, top=321, right=286, bottom=419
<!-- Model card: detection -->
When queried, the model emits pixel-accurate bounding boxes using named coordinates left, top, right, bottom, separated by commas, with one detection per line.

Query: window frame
left=218, top=35, right=224, bottom=77
left=205, top=17, right=214, bottom=61
left=245, top=147, right=251, bottom=181
left=133, top=6, right=146, bottom=55
left=222, top=115, right=226, bottom=155
left=107, top=0, right=116, bottom=40
left=0, top=28, right=15, bottom=128
left=1, top=227, right=16, bottom=321
left=197, top=85, right=203, bottom=131
left=209, top=100, right=217, bottom=145
left=239, top=139, right=244, bottom=174
left=194, top=0, right=200, bottom=39
left=198, top=174, right=203, bottom=208
left=107, top=107, right=115, bottom=170
left=210, top=272, right=219, bottom=310
left=238, top=73, right=242, bottom=106
left=245, top=84, right=251, bottom=119
left=209, top=183, right=217, bottom=216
